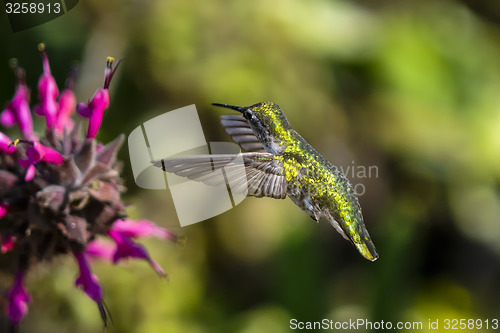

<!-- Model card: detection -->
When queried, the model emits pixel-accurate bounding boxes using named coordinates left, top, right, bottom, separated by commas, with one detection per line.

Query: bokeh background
left=1, top=0, right=500, bottom=332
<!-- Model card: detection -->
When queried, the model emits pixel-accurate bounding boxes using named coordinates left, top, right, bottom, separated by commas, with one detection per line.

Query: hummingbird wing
left=220, top=115, right=266, bottom=152
left=154, top=152, right=288, bottom=199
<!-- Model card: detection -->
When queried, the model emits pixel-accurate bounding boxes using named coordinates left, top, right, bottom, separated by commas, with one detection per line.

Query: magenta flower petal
left=56, top=89, right=76, bottom=132
left=149, top=260, right=166, bottom=278
left=81, top=89, right=109, bottom=139
left=85, top=239, right=116, bottom=262
left=1, top=235, right=16, bottom=253
left=77, top=57, right=120, bottom=139
left=74, top=252, right=103, bottom=303
left=109, top=229, right=166, bottom=277
left=24, top=165, right=35, bottom=181
left=109, top=230, right=147, bottom=261
left=15, top=140, right=64, bottom=181
left=38, top=145, right=64, bottom=164
left=3, top=67, right=34, bottom=140
left=58, top=89, right=75, bottom=115
left=55, top=65, right=78, bottom=133
left=74, top=252, right=110, bottom=325
left=33, top=96, right=58, bottom=127
left=26, top=143, right=43, bottom=162
left=87, top=111, right=104, bottom=139
left=6, top=271, right=31, bottom=325
left=0, top=203, right=8, bottom=219
left=34, top=44, right=59, bottom=129
left=112, top=219, right=176, bottom=241
left=19, top=141, right=64, bottom=169
left=76, top=102, right=91, bottom=117
left=0, top=132, right=16, bottom=154
left=17, top=158, right=31, bottom=169
left=15, top=98, right=35, bottom=141
left=0, top=109, right=15, bottom=127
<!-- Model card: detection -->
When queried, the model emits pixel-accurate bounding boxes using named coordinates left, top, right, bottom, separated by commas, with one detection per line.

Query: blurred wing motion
left=220, top=114, right=266, bottom=152
left=153, top=152, right=288, bottom=199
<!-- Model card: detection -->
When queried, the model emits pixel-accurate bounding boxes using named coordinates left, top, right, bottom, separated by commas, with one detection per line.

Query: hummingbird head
left=213, top=102, right=292, bottom=152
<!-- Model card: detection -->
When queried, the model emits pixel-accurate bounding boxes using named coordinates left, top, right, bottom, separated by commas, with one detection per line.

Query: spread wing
left=220, top=114, right=266, bottom=152
left=154, top=152, right=287, bottom=199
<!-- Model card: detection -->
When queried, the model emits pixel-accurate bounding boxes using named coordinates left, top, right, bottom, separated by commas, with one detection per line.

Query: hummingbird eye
left=243, top=109, right=254, bottom=120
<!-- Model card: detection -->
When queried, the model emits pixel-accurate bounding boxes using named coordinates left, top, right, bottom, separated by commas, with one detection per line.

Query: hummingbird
left=157, top=102, right=378, bottom=261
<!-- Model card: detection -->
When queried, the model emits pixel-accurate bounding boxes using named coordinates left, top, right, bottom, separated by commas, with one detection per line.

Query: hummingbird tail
left=354, top=237, right=379, bottom=262
left=326, top=213, right=379, bottom=261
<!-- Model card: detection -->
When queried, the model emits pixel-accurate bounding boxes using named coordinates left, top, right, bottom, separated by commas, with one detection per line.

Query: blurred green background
left=1, top=0, right=500, bottom=332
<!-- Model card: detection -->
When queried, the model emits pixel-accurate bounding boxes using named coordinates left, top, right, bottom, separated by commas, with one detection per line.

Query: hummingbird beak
left=212, top=103, right=245, bottom=113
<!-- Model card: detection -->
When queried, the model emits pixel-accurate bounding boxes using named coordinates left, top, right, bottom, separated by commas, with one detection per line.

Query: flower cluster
left=0, top=44, right=175, bottom=332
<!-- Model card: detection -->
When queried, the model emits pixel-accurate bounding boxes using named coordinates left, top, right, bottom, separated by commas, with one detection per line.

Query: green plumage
left=159, top=101, right=378, bottom=261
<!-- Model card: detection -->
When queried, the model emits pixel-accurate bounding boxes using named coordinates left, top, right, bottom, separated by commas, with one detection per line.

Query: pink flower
left=86, top=219, right=176, bottom=278
left=111, top=219, right=177, bottom=241
left=0, top=46, right=173, bottom=331
left=6, top=271, right=31, bottom=325
left=1, top=235, right=16, bottom=253
left=85, top=239, right=116, bottom=261
left=74, top=252, right=110, bottom=325
left=1, top=66, right=34, bottom=140
left=0, top=203, right=8, bottom=219
left=108, top=229, right=167, bottom=278
left=33, top=44, right=59, bottom=129
left=77, top=57, right=120, bottom=139
left=55, top=66, right=78, bottom=133
left=86, top=219, right=176, bottom=270
left=77, top=90, right=109, bottom=139
left=55, top=89, right=76, bottom=132
left=0, top=132, right=16, bottom=154
left=74, top=252, right=103, bottom=303
left=17, top=141, right=64, bottom=181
